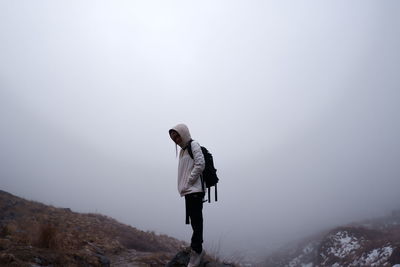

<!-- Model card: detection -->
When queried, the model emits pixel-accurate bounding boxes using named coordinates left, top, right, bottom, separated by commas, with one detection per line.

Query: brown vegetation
left=0, top=190, right=185, bottom=266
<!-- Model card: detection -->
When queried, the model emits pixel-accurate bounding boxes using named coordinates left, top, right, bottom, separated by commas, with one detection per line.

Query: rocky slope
left=0, top=190, right=186, bottom=266
left=263, top=212, right=400, bottom=267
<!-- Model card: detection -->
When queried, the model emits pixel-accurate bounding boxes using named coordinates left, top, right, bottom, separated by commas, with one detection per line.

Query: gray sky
left=1, top=0, right=400, bottom=261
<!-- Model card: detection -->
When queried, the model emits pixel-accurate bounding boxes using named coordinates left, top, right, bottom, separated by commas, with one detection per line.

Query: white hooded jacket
left=170, top=124, right=205, bottom=197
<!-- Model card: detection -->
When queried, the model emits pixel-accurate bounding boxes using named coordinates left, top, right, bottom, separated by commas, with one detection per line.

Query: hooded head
left=169, top=123, right=192, bottom=148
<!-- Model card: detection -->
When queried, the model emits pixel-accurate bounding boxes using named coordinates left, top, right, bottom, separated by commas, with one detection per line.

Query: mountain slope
left=0, top=190, right=185, bottom=266
left=263, top=212, right=400, bottom=267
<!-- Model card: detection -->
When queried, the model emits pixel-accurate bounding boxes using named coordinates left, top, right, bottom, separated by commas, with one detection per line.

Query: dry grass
left=0, top=190, right=186, bottom=266
left=36, top=224, right=58, bottom=249
left=0, top=225, right=13, bottom=237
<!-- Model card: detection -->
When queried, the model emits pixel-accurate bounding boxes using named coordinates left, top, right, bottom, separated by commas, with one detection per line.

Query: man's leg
left=187, top=193, right=203, bottom=253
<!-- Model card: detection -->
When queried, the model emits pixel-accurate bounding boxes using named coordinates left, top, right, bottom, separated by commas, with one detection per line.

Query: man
left=169, top=123, right=205, bottom=267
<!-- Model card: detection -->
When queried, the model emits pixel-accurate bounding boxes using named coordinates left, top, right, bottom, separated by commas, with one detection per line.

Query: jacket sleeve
left=188, top=141, right=205, bottom=185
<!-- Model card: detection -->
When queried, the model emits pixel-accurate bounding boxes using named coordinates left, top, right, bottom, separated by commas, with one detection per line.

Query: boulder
left=166, top=250, right=236, bottom=267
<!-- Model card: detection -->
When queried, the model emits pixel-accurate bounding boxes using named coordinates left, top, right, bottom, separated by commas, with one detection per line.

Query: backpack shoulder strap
left=186, top=140, right=194, bottom=159
left=186, top=140, right=205, bottom=194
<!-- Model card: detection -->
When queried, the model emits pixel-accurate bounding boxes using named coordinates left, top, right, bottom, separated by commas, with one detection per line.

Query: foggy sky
left=1, top=0, right=400, bottom=261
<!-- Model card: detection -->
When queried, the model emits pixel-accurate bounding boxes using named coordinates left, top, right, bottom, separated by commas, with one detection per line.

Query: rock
left=166, top=250, right=190, bottom=267
left=34, top=257, right=42, bottom=264
left=96, top=253, right=111, bottom=267
left=166, top=250, right=236, bottom=267
left=388, top=247, right=400, bottom=266
left=0, top=253, right=16, bottom=264
left=0, top=238, right=11, bottom=250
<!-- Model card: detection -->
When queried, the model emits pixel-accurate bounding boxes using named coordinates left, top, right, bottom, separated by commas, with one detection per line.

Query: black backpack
left=187, top=140, right=219, bottom=203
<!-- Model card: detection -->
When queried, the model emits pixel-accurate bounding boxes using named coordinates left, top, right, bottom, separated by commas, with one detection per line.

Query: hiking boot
left=188, top=249, right=205, bottom=267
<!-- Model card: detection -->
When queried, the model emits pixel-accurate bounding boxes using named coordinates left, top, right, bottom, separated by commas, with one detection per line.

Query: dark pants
left=185, top=192, right=204, bottom=254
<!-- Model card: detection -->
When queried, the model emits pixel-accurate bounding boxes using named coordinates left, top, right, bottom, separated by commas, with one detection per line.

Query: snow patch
left=327, top=231, right=361, bottom=258
left=351, top=245, right=393, bottom=266
left=287, top=242, right=317, bottom=267
left=303, top=244, right=314, bottom=254
left=288, top=255, right=301, bottom=267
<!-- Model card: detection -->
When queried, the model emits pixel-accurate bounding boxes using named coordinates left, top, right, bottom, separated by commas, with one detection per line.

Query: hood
left=169, top=123, right=192, bottom=148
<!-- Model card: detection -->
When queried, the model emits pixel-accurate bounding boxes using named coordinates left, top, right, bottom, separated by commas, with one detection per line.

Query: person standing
left=169, top=123, right=205, bottom=267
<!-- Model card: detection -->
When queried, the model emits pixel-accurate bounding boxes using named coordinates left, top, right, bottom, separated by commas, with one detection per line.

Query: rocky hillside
left=263, top=212, right=400, bottom=267
left=0, top=190, right=186, bottom=266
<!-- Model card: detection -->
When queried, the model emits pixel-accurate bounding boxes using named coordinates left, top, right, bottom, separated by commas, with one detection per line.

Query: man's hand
left=188, top=176, right=196, bottom=185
